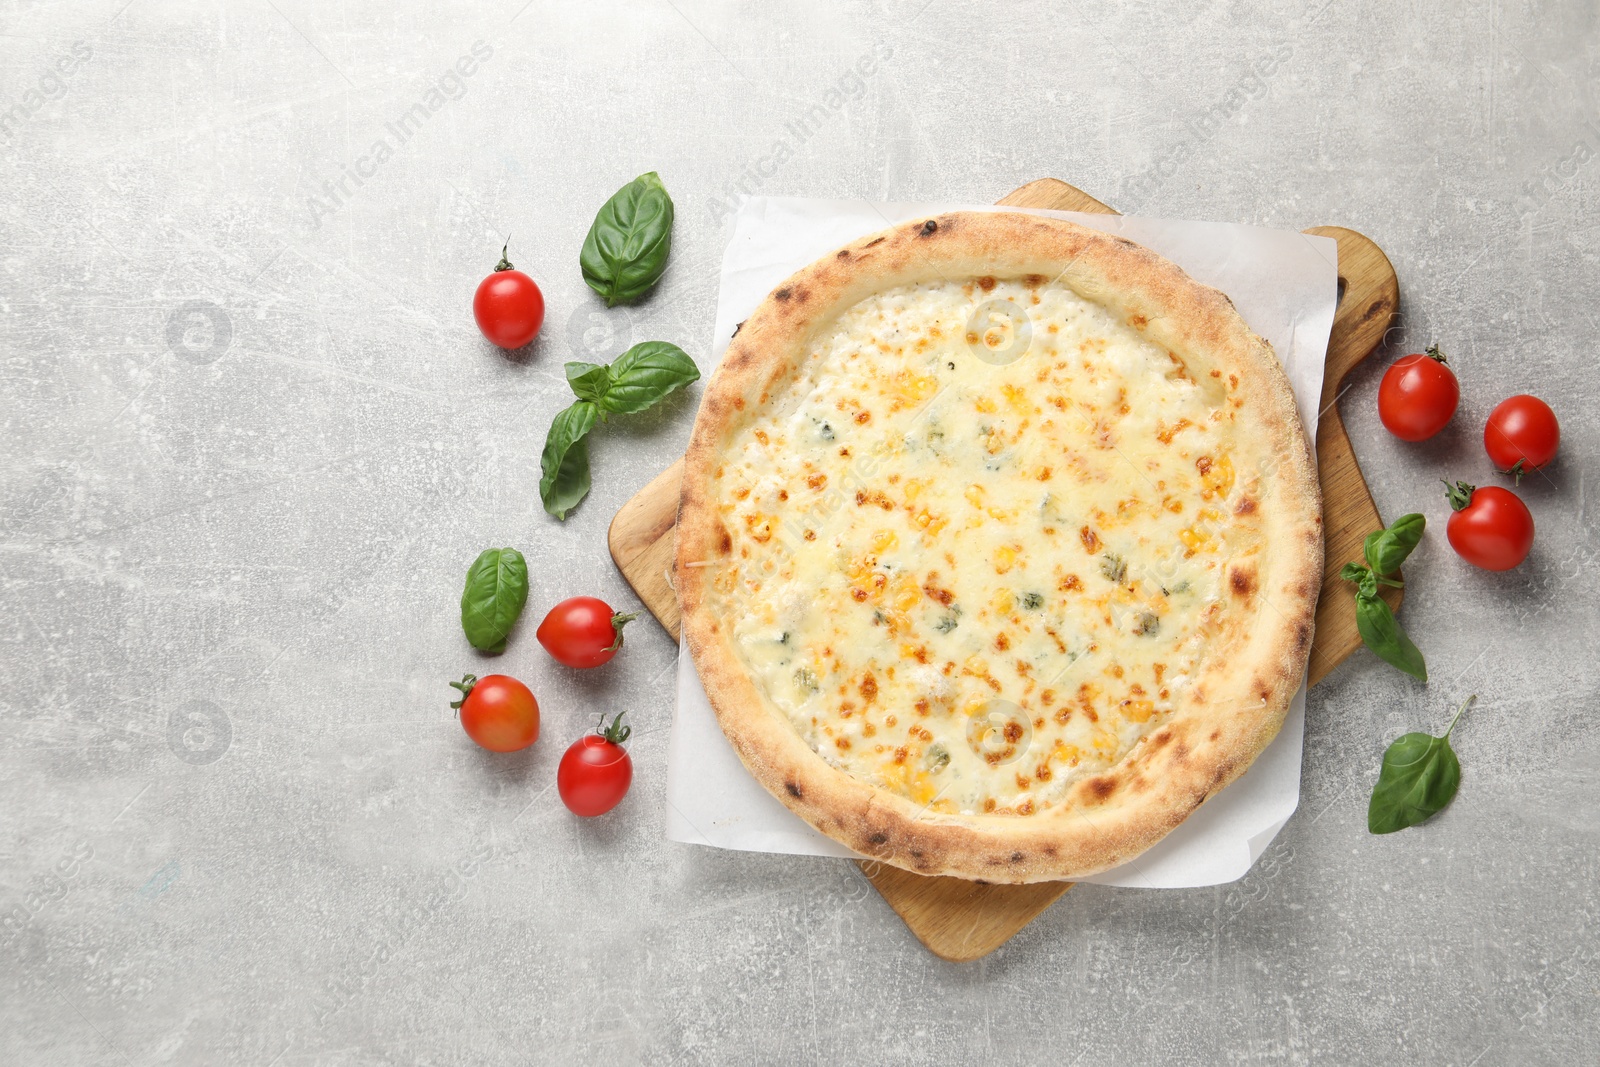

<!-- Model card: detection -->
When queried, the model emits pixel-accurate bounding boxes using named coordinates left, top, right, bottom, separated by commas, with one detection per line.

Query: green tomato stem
left=495, top=237, right=514, bottom=272
left=1442, top=479, right=1475, bottom=512
left=605, top=611, right=640, bottom=654
left=448, top=674, right=478, bottom=712
left=598, top=711, right=631, bottom=745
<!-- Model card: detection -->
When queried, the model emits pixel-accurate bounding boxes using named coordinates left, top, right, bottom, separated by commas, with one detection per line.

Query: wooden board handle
left=1304, top=225, right=1402, bottom=685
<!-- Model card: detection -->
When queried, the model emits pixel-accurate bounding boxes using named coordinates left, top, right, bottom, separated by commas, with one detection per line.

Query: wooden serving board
left=609, top=178, right=1400, bottom=961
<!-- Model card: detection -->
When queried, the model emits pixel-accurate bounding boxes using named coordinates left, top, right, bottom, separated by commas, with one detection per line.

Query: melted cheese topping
left=711, top=276, right=1266, bottom=816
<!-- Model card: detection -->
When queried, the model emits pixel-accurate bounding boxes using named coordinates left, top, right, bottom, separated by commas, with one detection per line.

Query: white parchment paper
left=666, top=197, right=1338, bottom=888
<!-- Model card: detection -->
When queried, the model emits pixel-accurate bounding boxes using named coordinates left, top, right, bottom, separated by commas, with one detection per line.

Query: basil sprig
left=580, top=172, right=674, bottom=306
left=1368, top=696, right=1474, bottom=834
left=460, top=547, right=530, bottom=652
left=1339, top=513, right=1427, bottom=681
left=539, top=341, right=700, bottom=519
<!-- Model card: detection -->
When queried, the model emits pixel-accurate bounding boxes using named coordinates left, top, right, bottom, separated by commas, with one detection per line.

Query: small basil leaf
left=539, top=401, right=599, bottom=520
left=597, top=341, right=701, bottom=415
left=460, top=548, right=529, bottom=653
left=1365, top=513, right=1426, bottom=576
left=580, top=172, right=674, bottom=307
left=1368, top=731, right=1461, bottom=834
left=566, top=362, right=611, bottom=403
left=1338, top=561, right=1369, bottom=585
left=1354, top=591, right=1427, bottom=681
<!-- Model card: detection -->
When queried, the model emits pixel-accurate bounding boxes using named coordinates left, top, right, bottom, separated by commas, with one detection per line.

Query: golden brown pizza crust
left=676, top=211, right=1322, bottom=883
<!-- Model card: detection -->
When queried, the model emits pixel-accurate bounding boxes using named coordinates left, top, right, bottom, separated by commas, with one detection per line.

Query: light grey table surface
left=4, top=2, right=1596, bottom=1064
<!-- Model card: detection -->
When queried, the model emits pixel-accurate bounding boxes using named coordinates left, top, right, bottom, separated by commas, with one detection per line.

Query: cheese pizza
left=675, top=212, right=1321, bottom=883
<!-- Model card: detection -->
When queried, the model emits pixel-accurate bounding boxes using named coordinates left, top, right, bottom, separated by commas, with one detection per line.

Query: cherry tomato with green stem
left=449, top=674, right=540, bottom=752
left=473, top=240, right=545, bottom=349
left=1378, top=345, right=1459, bottom=442
left=1443, top=480, right=1534, bottom=572
left=557, top=713, right=633, bottom=817
left=1484, top=394, right=1560, bottom=482
left=537, top=597, right=639, bottom=668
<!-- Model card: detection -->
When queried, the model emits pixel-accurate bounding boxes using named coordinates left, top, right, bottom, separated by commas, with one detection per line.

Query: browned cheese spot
left=1230, top=567, right=1255, bottom=597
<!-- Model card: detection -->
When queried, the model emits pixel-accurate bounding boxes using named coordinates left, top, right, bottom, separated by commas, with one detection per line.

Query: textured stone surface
left=3, top=2, right=1597, bottom=1064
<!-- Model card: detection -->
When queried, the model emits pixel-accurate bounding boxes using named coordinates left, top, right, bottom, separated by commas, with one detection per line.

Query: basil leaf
left=566, top=362, right=612, bottom=405
left=1368, top=733, right=1460, bottom=833
left=1362, top=530, right=1385, bottom=571
left=1354, top=591, right=1427, bottom=681
left=459, top=548, right=529, bottom=653
left=580, top=172, right=674, bottom=307
left=597, top=341, right=700, bottom=415
left=1343, top=562, right=1379, bottom=600
left=539, top=401, right=599, bottom=519
left=1368, top=698, right=1472, bottom=834
left=1364, top=513, right=1426, bottom=576
left=1338, top=561, right=1369, bottom=584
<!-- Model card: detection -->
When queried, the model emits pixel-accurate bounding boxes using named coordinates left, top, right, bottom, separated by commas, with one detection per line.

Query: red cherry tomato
left=473, top=241, right=545, bottom=349
left=1443, top=480, right=1534, bottom=572
left=1484, top=394, right=1560, bottom=480
left=449, top=674, right=539, bottom=752
left=537, top=597, right=639, bottom=669
left=1378, top=345, right=1460, bottom=442
left=557, top=713, right=633, bottom=817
